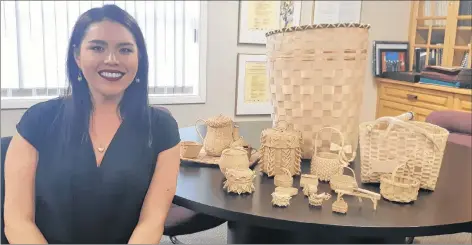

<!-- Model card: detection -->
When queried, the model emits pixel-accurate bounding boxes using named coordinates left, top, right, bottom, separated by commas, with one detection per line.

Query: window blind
left=1, top=0, right=201, bottom=99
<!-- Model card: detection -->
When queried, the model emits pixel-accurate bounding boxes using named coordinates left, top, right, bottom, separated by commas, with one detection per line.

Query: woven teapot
left=259, top=121, right=303, bottom=177
left=219, top=141, right=251, bottom=174
left=195, top=115, right=239, bottom=157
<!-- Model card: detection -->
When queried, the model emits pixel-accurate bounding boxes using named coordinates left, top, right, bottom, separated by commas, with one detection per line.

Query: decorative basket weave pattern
left=223, top=169, right=256, bottom=195
left=195, top=115, right=235, bottom=157
left=266, top=23, right=371, bottom=159
left=380, top=163, right=420, bottom=203
left=359, top=116, right=449, bottom=190
left=274, top=168, right=294, bottom=187
left=260, top=121, right=303, bottom=177
left=310, top=127, right=348, bottom=181
left=330, top=166, right=357, bottom=191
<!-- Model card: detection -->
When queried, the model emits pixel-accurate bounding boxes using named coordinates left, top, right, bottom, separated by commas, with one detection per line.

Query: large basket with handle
left=265, top=23, right=371, bottom=160
left=359, top=112, right=449, bottom=191
left=310, top=127, right=350, bottom=182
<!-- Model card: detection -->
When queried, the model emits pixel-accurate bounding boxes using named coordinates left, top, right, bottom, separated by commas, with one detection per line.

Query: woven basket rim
left=265, top=23, right=371, bottom=37
left=380, top=174, right=420, bottom=188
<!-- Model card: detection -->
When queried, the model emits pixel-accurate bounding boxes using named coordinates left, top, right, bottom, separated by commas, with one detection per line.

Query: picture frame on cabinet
left=372, top=41, right=409, bottom=76
left=235, top=54, right=273, bottom=115
left=238, top=1, right=302, bottom=45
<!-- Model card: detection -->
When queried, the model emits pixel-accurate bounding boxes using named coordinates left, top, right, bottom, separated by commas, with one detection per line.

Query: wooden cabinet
left=409, top=1, right=471, bottom=70
left=376, top=78, right=472, bottom=121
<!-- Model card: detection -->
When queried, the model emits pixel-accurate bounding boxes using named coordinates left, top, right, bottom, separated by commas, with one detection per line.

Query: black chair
left=1, top=136, right=12, bottom=244
left=1, top=133, right=225, bottom=244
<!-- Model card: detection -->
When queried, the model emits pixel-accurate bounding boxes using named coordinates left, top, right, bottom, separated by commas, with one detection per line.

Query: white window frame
left=1, top=1, right=207, bottom=109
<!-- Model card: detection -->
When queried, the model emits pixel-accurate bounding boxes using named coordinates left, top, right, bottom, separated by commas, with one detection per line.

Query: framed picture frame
left=235, top=54, right=273, bottom=116
left=372, top=41, right=409, bottom=76
left=238, top=1, right=301, bottom=45
left=379, top=49, right=408, bottom=73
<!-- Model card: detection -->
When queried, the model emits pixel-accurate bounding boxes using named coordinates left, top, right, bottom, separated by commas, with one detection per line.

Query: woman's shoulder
left=148, top=106, right=180, bottom=153
left=149, top=106, right=177, bottom=127
left=16, top=97, right=65, bottom=150
left=23, top=97, right=65, bottom=118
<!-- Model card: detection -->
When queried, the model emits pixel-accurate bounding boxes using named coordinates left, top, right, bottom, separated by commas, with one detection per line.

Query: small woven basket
left=266, top=23, right=371, bottom=160
left=180, top=141, right=203, bottom=158
left=380, top=162, right=420, bottom=203
left=330, top=166, right=357, bottom=191
left=310, top=127, right=349, bottom=181
left=223, top=169, right=256, bottom=195
left=359, top=113, right=449, bottom=190
left=274, top=168, right=294, bottom=187
left=303, top=184, right=318, bottom=197
left=308, top=192, right=331, bottom=206
left=259, top=121, right=303, bottom=177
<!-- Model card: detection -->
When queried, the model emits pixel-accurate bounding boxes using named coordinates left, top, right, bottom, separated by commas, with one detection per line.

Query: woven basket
left=359, top=115, right=449, bottom=191
left=330, top=166, right=357, bottom=191
left=308, top=192, right=331, bottom=206
left=266, top=23, right=371, bottom=160
left=274, top=168, right=294, bottom=187
left=259, top=121, right=303, bottom=177
left=223, top=169, right=256, bottom=195
left=380, top=162, right=420, bottom=203
left=310, top=127, right=349, bottom=181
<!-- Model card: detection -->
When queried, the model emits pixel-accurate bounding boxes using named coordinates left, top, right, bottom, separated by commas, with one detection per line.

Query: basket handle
left=391, top=161, right=416, bottom=182
left=313, top=127, right=345, bottom=157
left=194, top=119, right=206, bottom=142
left=344, top=166, right=356, bottom=180
left=368, top=116, right=440, bottom=151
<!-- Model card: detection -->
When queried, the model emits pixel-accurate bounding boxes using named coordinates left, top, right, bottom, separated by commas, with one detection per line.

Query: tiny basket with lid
left=380, top=162, right=421, bottom=203
left=259, top=120, right=303, bottom=177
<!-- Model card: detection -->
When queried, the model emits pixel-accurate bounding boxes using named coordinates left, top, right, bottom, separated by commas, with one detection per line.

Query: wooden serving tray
left=180, top=148, right=260, bottom=168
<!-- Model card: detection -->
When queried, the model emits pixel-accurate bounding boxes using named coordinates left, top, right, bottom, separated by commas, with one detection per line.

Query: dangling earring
left=78, top=70, right=83, bottom=81
left=135, top=77, right=140, bottom=83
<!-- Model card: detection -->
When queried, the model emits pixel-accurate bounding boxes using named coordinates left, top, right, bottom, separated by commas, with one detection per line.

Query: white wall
left=1, top=1, right=411, bottom=136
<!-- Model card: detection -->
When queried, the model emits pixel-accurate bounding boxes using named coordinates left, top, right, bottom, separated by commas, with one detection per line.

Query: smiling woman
left=3, top=4, right=181, bottom=244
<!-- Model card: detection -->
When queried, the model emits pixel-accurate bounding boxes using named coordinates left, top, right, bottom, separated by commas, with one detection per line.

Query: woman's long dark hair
left=60, top=4, right=152, bottom=149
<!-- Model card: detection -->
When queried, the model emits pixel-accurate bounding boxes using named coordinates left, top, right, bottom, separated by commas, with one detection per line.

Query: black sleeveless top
left=16, top=98, right=180, bottom=244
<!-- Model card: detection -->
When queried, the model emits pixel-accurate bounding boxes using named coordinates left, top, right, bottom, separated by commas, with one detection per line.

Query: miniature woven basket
left=380, top=162, right=420, bottom=203
left=359, top=114, right=449, bottom=191
left=223, top=169, right=256, bottom=195
left=271, top=192, right=292, bottom=207
left=300, top=174, right=319, bottom=188
left=266, top=23, right=371, bottom=160
left=259, top=120, right=303, bottom=177
left=330, top=166, right=357, bottom=191
left=310, top=127, right=349, bottom=181
left=303, top=184, right=318, bottom=197
left=180, top=141, right=203, bottom=158
left=308, top=192, right=331, bottom=206
left=274, top=168, right=294, bottom=187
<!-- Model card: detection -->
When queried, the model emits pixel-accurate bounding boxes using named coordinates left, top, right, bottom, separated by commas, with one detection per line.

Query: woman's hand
left=128, top=143, right=180, bottom=244
left=4, top=133, right=48, bottom=244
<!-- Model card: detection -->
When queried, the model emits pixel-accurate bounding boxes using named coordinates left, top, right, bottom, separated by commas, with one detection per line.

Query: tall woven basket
left=359, top=116, right=449, bottom=191
left=266, top=23, right=371, bottom=160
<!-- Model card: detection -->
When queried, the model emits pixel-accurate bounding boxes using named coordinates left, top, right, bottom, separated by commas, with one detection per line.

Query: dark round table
left=176, top=121, right=472, bottom=244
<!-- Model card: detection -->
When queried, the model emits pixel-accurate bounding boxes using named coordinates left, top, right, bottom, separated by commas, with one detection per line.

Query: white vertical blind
left=1, top=0, right=201, bottom=98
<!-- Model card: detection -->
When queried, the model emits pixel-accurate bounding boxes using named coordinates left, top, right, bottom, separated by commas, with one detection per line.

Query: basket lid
left=265, top=23, right=371, bottom=37
left=205, top=114, right=233, bottom=128
left=261, top=121, right=302, bottom=148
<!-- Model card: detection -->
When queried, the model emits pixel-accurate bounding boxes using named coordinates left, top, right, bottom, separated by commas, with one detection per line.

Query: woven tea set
left=180, top=23, right=450, bottom=215
left=180, top=115, right=259, bottom=195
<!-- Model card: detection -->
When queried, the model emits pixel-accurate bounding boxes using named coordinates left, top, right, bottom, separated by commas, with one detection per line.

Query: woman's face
left=75, top=20, right=139, bottom=101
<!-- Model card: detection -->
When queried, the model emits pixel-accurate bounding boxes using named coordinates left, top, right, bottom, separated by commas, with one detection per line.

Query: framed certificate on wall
left=235, top=54, right=273, bottom=115
left=238, top=1, right=301, bottom=44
